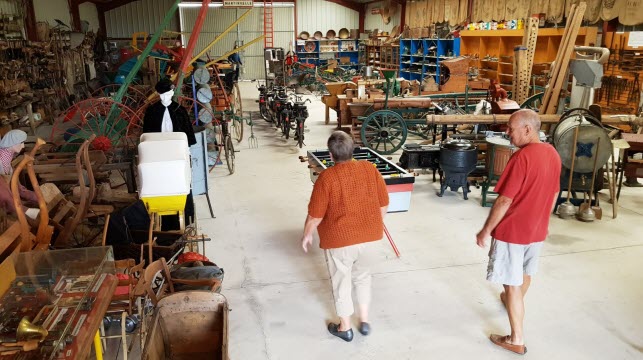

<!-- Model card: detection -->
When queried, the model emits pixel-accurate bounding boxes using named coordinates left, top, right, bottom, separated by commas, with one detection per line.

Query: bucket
left=485, top=137, right=516, bottom=177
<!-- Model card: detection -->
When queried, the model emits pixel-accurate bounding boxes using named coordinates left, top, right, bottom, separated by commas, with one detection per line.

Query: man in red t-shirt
left=476, top=109, right=561, bottom=355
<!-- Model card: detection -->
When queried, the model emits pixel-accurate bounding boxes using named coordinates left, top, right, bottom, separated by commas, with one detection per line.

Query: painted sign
left=223, top=0, right=253, bottom=8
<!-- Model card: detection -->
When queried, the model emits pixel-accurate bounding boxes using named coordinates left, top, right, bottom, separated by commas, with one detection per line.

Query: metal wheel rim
left=260, top=104, right=270, bottom=121
left=360, top=110, right=407, bottom=154
left=51, top=98, right=141, bottom=152
left=225, top=135, right=235, bottom=174
left=283, top=117, right=290, bottom=139
left=520, top=92, right=544, bottom=111
left=232, top=83, right=244, bottom=142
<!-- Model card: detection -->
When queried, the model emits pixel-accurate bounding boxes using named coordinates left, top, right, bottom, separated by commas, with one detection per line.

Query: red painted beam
left=179, top=0, right=212, bottom=72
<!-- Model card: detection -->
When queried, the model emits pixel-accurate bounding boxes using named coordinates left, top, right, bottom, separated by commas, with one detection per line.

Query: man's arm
left=301, top=215, right=323, bottom=252
left=551, top=192, right=559, bottom=211
left=380, top=206, right=388, bottom=219
left=476, top=195, right=513, bottom=248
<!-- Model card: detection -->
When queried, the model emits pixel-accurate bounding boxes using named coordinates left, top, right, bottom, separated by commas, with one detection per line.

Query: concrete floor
left=185, top=81, right=642, bottom=359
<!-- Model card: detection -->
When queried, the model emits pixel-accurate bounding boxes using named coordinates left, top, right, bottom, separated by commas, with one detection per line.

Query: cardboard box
left=340, top=56, right=351, bottom=64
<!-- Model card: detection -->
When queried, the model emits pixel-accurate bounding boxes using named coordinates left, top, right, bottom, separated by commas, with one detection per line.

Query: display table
left=305, top=147, right=415, bottom=212
left=0, top=247, right=116, bottom=360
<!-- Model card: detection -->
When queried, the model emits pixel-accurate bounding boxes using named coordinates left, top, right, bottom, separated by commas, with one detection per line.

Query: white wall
left=0, top=0, right=19, bottom=15
left=79, top=2, right=100, bottom=33
left=105, top=0, right=179, bottom=38
left=296, top=0, right=358, bottom=36
left=34, top=0, right=71, bottom=28
left=32, top=0, right=98, bottom=32
left=364, top=1, right=401, bottom=33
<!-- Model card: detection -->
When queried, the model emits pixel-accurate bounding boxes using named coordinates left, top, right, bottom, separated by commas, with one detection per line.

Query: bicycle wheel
left=224, top=135, right=235, bottom=174
left=232, top=84, right=244, bottom=142
left=283, top=116, right=290, bottom=139
left=232, top=116, right=243, bottom=143
left=273, top=111, right=279, bottom=128
left=260, top=103, right=270, bottom=121
left=296, top=119, right=304, bottom=148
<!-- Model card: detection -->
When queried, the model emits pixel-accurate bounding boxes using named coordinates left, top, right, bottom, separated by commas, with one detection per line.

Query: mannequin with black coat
left=143, top=78, right=196, bottom=230
left=143, top=78, right=197, bottom=146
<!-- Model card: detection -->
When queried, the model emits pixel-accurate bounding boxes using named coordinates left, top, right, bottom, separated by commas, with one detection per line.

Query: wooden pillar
left=399, top=1, right=405, bottom=29
left=24, top=0, right=37, bottom=41
left=294, top=0, right=298, bottom=42
left=97, top=5, right=107, bottom=37
left=325, top=104, right=330, bottom=125
left=69, top=0, right=82, bottom=31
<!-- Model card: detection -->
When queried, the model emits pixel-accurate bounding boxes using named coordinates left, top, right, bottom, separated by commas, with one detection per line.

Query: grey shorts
left=486, top=238, right=543, bottom=286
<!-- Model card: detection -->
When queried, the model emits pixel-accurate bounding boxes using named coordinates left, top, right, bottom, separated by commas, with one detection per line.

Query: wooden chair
left=53, top=136, right=113, bottom=247
left=143, top=258, right=221, bottom=306
left=10, top=138, right=53, bottom=251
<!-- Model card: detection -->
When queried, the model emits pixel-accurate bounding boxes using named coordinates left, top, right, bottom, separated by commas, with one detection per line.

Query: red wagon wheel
left=91, top=84, right=149, bottom=110
left=50, top=98, right=141, bottom=153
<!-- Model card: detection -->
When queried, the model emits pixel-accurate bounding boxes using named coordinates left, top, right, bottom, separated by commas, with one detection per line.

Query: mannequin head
left=0, top=130, right=27, bottom=154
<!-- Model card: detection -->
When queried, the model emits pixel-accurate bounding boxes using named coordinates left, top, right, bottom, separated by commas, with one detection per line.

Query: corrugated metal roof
left=105, top=0, right=179, bottom=38
left=296, top=0, right=359, bottom=35
left=0, top=0, right=18, bottom=14
left=180, top=5, right=294, bottom=80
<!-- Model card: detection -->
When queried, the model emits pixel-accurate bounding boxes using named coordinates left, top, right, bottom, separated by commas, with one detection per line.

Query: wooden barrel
left=486, top=137, right=516, bottom=177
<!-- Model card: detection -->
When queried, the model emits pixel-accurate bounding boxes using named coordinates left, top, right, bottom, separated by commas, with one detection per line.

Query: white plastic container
left=138, top=132, right=191, bottom=199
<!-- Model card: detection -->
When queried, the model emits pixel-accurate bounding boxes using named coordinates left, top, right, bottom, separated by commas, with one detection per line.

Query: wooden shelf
left=461, top=26, right=598, bottom=84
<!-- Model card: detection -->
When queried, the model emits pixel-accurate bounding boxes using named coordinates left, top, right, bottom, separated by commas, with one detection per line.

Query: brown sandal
left=489, top=334, right=527, bottom=355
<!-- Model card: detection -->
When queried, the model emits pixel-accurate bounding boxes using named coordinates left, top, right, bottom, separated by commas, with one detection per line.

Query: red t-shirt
left=492, top=142, right=561, bottom=245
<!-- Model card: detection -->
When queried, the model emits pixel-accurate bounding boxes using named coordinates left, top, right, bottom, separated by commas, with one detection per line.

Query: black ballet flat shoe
left=327, top=323, right=353, bottom=342
left=358, top=322, right=371, bottom=336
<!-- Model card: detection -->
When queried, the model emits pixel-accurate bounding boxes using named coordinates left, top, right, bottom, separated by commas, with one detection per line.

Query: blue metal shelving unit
left=399, top=38, right=460, bottom=83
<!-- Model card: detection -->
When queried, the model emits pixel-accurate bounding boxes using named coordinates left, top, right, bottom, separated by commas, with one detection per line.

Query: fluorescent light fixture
left=179, top=2, right=294, bottom=7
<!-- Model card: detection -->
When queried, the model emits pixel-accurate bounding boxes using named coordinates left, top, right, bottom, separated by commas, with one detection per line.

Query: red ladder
left=263, top=0, right=274, bottom=47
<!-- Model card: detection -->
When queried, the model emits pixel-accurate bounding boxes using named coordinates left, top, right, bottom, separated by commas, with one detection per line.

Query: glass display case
left=0, top=247, right=115, bottom=360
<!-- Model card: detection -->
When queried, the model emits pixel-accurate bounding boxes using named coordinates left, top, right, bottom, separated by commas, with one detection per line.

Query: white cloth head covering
left=159, top=90, right=174, bottom=133
left=0, top=129, right=27, bottom=148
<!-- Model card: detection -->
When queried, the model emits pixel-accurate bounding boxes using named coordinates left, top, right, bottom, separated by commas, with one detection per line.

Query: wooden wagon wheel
left=230, top=82, right=244, bottom=143
left=224, top=134, right=235, bottom=175
left=520, top=92, right=544, bottom=111
left=360, top=110, right=408, bottom=155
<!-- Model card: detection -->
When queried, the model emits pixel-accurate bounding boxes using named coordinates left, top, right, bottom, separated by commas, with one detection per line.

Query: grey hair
left=511, top=109, right=541, bottom=132
left=327, top=131, right=354, bottom=162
